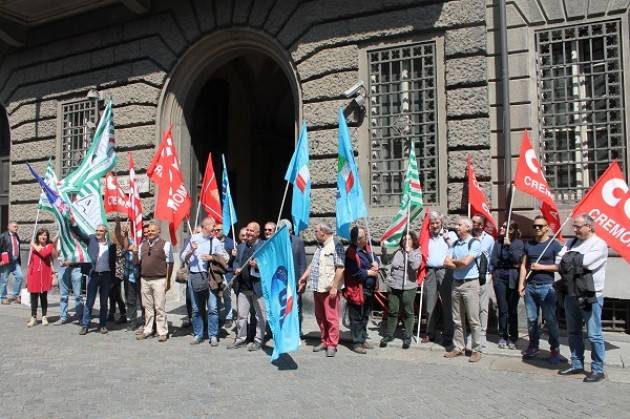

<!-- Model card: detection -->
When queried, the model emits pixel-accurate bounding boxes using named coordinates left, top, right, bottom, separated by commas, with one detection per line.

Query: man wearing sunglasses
left=556, top=214, right=608, bottom=383
left=263, top=221, right=276, bottom=240
left=518, top=215, right=562, bottom=363
left=131, top=221, right=174, bottom=342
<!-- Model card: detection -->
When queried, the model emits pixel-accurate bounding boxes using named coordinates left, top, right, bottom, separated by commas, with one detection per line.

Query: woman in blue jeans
left=490, top=222, right=523, bottom=350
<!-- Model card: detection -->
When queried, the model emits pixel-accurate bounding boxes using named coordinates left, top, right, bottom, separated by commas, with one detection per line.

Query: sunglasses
left=532, top=224, right=547, bottom=229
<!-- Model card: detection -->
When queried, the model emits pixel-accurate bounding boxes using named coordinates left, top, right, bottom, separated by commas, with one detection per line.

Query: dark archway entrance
left=0, top=105, right=9, bottom=229
left=186, top=51, right=295, bottom=228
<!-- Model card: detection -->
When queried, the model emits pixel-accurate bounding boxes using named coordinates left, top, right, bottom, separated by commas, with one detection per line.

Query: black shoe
left=116, top=316, right=128, bottom=324
left=79, top=327, right=88, bottom=335
left=100, top=327, right=108, bottom=334
left=402, top=337, right=411, bottom=349
left=558, top=367, right=585, bottom=376
left=224, top=320, right=233, bottom=329
left=107, top=314, right=115, bottom=322
left=379, top=337, right=392, bottom=348
left=583, top=372, right=605, bottom=383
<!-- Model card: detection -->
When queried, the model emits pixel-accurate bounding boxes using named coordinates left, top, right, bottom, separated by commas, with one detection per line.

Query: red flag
left=104, top=172, right=129, bottom=214
left=572, top=162, right=630, bottom=264
left=148, top=126, right=192, bottom=245
left=200, top=153, right=222, bottom=223
left=540, top=201, right=564, bottom=242
left=416, top=211, right=431, bottom=285
left=466, top=154, right=498, bottom=237
left=127, top=152, right=143, bottom=246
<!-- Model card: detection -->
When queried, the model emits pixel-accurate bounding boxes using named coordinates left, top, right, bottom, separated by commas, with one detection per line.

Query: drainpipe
left=499, top=0, right=512, bottom=208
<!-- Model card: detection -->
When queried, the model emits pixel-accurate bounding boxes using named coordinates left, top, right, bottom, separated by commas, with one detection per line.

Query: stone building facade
left=0, top=0, right=628, bottom=315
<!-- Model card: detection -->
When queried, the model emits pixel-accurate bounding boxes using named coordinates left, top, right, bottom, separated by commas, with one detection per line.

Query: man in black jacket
left=0, top=222, right=24, bottom=304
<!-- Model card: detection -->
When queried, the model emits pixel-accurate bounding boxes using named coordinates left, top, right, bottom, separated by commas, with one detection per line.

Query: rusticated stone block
left=447, top=181, right=494, bottom=212
left=309, top=158, right=338, bottom=185
left=114, top=105, right=156, bottom=127
left=248, top=0, right=275, bottom=27
left=447, top=149, right=491, bottom=180
left=11, top=160, right=55, bottom=183
left=446, top=87, right=489, bottom=118
left=12, top=139, right=56, bottom=162
left=10, top=119, right=56, bottom=143
left=116, top=125, right=156, bottom=149
left=99, top=83, right=161, bottom=106
left=112, top=148, right=155, bottom=174
left=308, top=127, right=358, bottom=156
left=303, top=99, right=359, bottom=127
left=310, top=187, right=337, bottom=215
left=8, top=204, right=55, bottom=224
left=302, top=71, right=358, bottom=102
left=446, top=56, right=487, bottom=87
left=447, top=118, right=490, bottom=148
left=297, top=45, right=359, bottom=80
left=8, top=101, right=57, bottom=126
left=10, top=182, right=44, bottom=202
left=445, top=26, right=486, bottom=57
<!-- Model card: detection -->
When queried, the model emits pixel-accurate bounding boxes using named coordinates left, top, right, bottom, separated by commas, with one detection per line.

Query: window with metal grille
left=368, top=41, right=438, bottom=207
left=536, top=21, right=626, bottom=202
left=60, top=99, right=99, bottom=176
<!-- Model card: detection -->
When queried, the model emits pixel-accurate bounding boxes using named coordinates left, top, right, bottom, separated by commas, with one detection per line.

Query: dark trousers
left=186, top=282, right=192, bottom=320
left=81, top=271, right=112, bottom=328
left=348, top=293, right=373, bottom=345
left=124, top=278, right=141, bottom=324
left=493, top=276, right=519, bottom=342
left=424, top=268, right=453, bottom=344
left=384, top=288, right=416, bottom=339
left=297, top=292, right=303, bottom=336
left=30, top=292, right=48, bottom=317
left=109, top=279, right=126, bottom=317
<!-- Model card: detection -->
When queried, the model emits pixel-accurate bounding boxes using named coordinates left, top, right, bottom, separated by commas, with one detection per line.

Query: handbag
left=175, top=264, right=188, bottom=284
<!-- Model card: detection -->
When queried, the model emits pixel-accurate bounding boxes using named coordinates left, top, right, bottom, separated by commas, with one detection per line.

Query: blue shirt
left=523, top=238, right=562, bottom=285
left=427, top=231, right=457, bottom=268
left=449, top=236, right=481, bottom=280
left=180, top=234, right=226, bottom=273
left=476, top=231, right=495, bottom=272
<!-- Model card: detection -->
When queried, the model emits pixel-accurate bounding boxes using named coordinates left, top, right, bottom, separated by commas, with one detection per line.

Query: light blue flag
left=253, top=226, right=300, bottom=362
left=221, top=154, right=237, bottom=237
left=284, top=122, right=311, bottom=235
left=336, top=108, right=368, bottom=239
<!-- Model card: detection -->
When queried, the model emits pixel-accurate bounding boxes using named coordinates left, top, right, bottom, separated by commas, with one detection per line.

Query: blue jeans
left=524, top=283, right=560, bottom=350
left=58, top=265, right=84, bottom=320
left=188, top=283, right=221, bottom=339
left=564, top=295, right=605, bottom=374
left=81, top=271, right=112, bottom=328
left=0, top=261, right=23, bottom=300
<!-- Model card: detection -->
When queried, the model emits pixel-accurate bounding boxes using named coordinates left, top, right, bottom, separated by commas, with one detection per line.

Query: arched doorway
left=0, top=105, right=9, bottom=229
left=158, top=30, right=300, bottom=235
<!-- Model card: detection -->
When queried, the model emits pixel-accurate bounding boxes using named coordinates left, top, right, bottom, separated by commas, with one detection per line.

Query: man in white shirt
left=556, top=213, right=608, bottom=383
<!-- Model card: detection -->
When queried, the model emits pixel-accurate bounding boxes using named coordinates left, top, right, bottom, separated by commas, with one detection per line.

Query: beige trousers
left=451, top=279, right=481, bottom=352
left=141, top=277, right=168, bottom=337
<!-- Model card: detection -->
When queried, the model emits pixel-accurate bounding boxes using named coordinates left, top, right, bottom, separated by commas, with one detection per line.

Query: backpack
left=468, top=239, right=488, bottom=286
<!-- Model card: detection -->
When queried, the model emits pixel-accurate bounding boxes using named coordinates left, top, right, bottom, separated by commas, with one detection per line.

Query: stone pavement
left=2, top=292, right=630, bottom=419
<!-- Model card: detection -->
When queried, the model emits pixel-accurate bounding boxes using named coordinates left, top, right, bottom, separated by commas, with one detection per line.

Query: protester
left=518, top=215, right=562, bottom=363
left=471, top=215, right=495, bottom=349
left=491, top=222, right=523, bottom=350
left=263, top=222, right=276, bottom=240
left=181, top=217, right=228, bottom=346
left=0, top=221, right=24, bottom=304
left=277, top=219, right=306, bottom=336
left=26, top=228, right=57, bottom=327
left=215, top=223, right=235, bottom=329
left=55, top=252, right=85, bottom=326
left=443, top=217, right=483, bottom=362
left=298, top=223, right=345, bottom=357
left=229, top=222, right=266, bottom=351
left=344, top=226, right=379, bottom=354
left=76, top=223, right=117, bottom=335
left=380, top=231, right=420, bottom=349
left=119, top=223, right=145, bottom=332
left=556, top=214, right=609, bottom=383
left=132, top=221, right=174, bottom=342
left=108, top=243, right=127, bottom=324
left=423, top=210, right=455, bottom=347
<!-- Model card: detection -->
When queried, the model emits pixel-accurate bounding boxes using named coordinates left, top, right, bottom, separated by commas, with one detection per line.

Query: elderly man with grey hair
left=443, top=216, right=483, bottom=362
left=556, top=213, right=609, bottom=383
left=298, top=222, right=345, bottom=357
left=422, top=210, right=456, bottom=348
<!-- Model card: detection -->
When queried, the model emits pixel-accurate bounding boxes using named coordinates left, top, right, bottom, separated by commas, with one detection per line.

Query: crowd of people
left=0, top=210, right=609, bottom=382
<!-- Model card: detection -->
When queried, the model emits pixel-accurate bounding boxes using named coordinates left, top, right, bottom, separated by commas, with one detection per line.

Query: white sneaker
left=27, top=317, right=37, bottom=327
left=42, top=316, right=49, bottom=326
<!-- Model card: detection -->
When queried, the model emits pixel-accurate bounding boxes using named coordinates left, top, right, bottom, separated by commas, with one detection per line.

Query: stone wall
left=1, top=0, right=490, bottom=244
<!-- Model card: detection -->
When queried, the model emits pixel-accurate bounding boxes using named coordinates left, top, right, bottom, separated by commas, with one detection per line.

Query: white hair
left=459, top=217, right=473, bottom=230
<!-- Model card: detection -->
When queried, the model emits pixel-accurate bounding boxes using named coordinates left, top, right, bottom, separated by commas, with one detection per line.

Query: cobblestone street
left=2, top=301, right=630, bottom=419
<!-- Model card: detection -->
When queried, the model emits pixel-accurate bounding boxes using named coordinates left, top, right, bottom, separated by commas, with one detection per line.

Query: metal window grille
left=60, top=99, right=99, bottom=176
left=368, top=41, right=438, bottom=207
left=536, top=21, right=626, bottom=202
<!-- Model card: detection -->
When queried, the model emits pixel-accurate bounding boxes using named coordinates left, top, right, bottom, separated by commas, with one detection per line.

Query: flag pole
left=193, top=198, right=201, bottom=231
left=524, top=215, right=571, bottom=280
left=222, top=154, right=237, bottom=245
left=416, top=280, right=425, bottom=342
left=27, top=207, right=42, bottom=267
left=505, top=183, right=515, bottom=229
left=276, top=181, right=290, bottom=229
left=467, top=203, right=471, bottom=218
left=186, top=218, right=193, bottom=235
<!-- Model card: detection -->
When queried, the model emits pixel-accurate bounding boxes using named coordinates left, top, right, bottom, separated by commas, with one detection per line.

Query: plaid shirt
left=310, top=237, right=345, bottom=292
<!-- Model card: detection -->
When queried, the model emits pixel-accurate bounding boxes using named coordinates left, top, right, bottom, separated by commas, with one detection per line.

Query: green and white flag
left=61, top=101, right=117, bottom=193
left=66, top=178, right=107, bottom=237
left=37, top=158, right=56, bottom=213
left=380, top=145, right=424, bottom=248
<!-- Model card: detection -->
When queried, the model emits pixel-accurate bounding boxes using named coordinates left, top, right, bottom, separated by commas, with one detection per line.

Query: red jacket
left=27, top=244, right=54, bottom=293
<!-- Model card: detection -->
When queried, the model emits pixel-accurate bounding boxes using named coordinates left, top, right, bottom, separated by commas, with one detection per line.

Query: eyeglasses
left=573, top=224, right=586, bottom=229
left=532, top=224, right=547, bottom=229
left=96, top=229, right=106, bottom=233
left=265, top=229, right=274, bottom=232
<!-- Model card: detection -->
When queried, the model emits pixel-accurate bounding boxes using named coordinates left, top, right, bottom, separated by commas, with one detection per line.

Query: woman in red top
left=26, top=228, right=57, bottom=327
